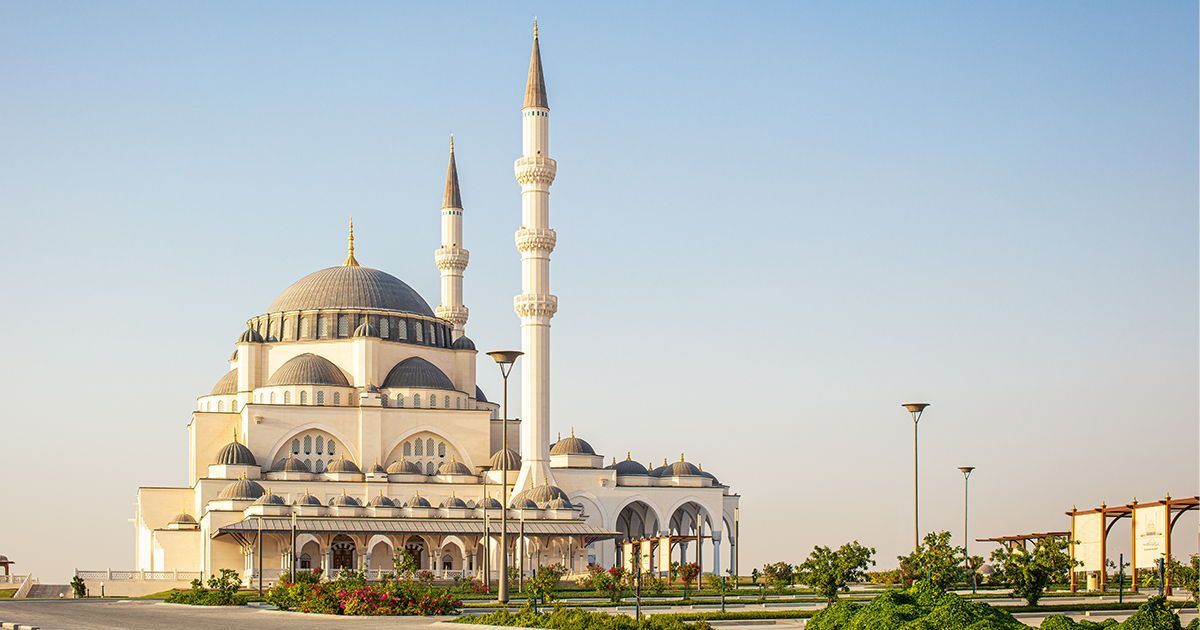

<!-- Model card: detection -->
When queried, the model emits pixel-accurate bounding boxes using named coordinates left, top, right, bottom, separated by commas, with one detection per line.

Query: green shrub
left=453, top=606, right=712, bottom=628
left=164, top=569, right=243, bottom=606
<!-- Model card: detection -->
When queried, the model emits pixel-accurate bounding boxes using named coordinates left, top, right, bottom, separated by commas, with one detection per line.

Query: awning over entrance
left=216, top=517, right=621, bottom=544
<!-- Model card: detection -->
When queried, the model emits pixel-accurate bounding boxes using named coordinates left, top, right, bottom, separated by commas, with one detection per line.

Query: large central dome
left=267, top=266, right=434, bottom=316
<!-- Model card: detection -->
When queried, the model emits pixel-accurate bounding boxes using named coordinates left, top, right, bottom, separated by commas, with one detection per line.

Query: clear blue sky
left=0, top=2, right=1195, bottom=581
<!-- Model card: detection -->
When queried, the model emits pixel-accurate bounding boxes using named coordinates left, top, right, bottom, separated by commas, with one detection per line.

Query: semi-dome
left=214, top=441, right=257, bottom=466
left=368, top=494, right=396, bottom=508
left=608, top=453, right=648, bottom=476
left=294, top=492, right=323, bottom=507
left=409, top=493, right=431, bottom=508
left=352, top=319, right=377, bottom=337
left=267, top=266, right=434, bottom=316
left=383, top=357, right=456, bottom=390
left=512, top=484, right=570, bottom=506
left=217, top=479, right=265, bottom=501
left=210, top=370, right=238, bottom=396
left=238, top=326, right=264, bottom=344
left=253, top=491, right=287, bottom=506
left=330, top=493, right=362, bottom=508
left=475, top=386, right=489, bottom=403
left=440, top=496, right=468, bottom=509
left=451, top=336, right=476, bottom=351
left=549, top=431, right=595, bottom=456
left=387, top=458, right=423, bottom=475
left=489, top=448, right=522, bottom=470
left=273, top=454, right=311, bottom=473
left=326, top=457, right=362, bottom=474
left=267, top=353, right=350, bottom=387
left=437, top=459, right=473, bottom=476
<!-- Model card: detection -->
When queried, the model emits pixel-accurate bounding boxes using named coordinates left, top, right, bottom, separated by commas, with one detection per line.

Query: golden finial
left=533, top=17, right=539, bottom=39
left=343, top=217, right=360, bottom=267
left=449, top=133, right=455, bottom=153
left=611, top=456, right=616, bottom=466
left=570, top=427, right=575, bottom=437
left=557, top=432, right=562, bottom=441
left=626, top=451, right=632, bottom=461
left=680, top=452, right=685, bottom=463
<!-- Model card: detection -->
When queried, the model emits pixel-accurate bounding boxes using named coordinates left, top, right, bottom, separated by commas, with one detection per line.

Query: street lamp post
left=487, top=350, right=522, bottom=606
left=958, top=466, right=975, bottom=593
left=902, top=403, right=930, bottom=549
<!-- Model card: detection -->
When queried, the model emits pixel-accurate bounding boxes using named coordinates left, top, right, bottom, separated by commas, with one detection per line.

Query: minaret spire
left=435, top=135, right=470, bottom=339
left=343, top=217, right=360, bottom=267
left=512, top=23, right=558, bottom=495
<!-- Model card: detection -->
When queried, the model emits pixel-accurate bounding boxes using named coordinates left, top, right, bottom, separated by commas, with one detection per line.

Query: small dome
left=387, top=458, right=423, bottom=475
left=608, top=453, right=649, bottom=476
left=437, top=459, right=473, bottom=476
left=697, top=464, right=720, bottom=485
left=368, top=463, right=387, bottom=474
left=368, top=494, right=396, bottom=508
left=451, top=336, right=476, bottom=351
left=294, top=492, right=323, bottom=507
left=545, top=497, right=574, bottom=510
left=274, top=454, right=311, bottom=473
left=253, top=491, right=287, bottom=506
left=169, top=513, right=198, bottom=526
left=217, top=479, right=265, bottom=501
left=513, top=497, right=539, bottom=510
left=238, top=326, right=264, bottom=344
left=477, top=497, right=502, bottom=509
left=326, top=457, right=362, bottom=474
left=383, top=357, right=456, bottom=390
left=475, top=386, right=489, bottom=403
left=266, top=353, right=350, bottom=387
left=440, top=496, right=468, bottom=509
left=512, top=484, right=570, bottom=506
left=352, top=319, right=377, bottom=337
left=214, top=441, right=257, bottom=466
left=657, top=455, right=701, bottom=478
left=210, top=369, right=239, bottom=396
left=330, top=493, right=361, bottom=508
left=267, top=266, right=434, bottom=316
left=489, top=449, right=522, bottom=470
left=549, top=431, right=595, bottom=456
left=409, top=493, right=431, bottom=508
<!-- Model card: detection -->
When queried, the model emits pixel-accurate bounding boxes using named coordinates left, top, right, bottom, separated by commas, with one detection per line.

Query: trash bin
left=1087, top=573, right=1098, bottom=592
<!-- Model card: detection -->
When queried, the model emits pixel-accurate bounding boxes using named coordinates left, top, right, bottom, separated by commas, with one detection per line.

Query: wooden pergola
left=1067, top=494, right=1198, bottom=595
left=976, top=531, right=1069, bottom=549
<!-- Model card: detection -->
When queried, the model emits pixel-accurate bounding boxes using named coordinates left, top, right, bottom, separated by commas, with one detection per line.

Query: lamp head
left=902, top=402, right=930, bottom=414
left=486, top=350, right=523, bottom=377
left=958, top=466, right=975, bottom=477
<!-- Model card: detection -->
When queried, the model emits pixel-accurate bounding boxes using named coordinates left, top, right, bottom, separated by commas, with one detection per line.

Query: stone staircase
left=22, top=584, right=70, bottom=598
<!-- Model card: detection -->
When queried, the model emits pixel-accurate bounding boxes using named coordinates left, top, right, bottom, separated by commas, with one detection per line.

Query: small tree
left=750, top=567, right=760, bottom=585
left=70, top=575, right=87, bottom=599
left=897, top=531, right=965, bottom=589
left=762, top=561, right=795, bottom=594
left=594, top=566, right=627, bottom=603
left=795, top=541, right=877, bottom=602
left=392, top=549, right=418, bottom=581
left=677, top=562, right=701, bottom=601
left=525, top=564, right=566, bottom=612
left=989, top=536, right=1077, bottom=605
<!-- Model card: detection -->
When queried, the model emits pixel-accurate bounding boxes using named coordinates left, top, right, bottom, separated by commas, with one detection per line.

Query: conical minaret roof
left=523, top=20, right=548, bottom=109
left=443, top=136, right=462, bottom=209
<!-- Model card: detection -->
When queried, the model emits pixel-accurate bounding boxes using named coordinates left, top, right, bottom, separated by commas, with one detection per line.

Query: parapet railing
left=74, top=569, right=203, bottom=581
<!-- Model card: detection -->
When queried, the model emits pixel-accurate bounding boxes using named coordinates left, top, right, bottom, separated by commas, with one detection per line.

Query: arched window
left=318, top=315, right=329, bottom=339
left=314, top=459, right=325, bottom=473
left=381, top=394, right=389, bottom=407
left=414, top=440, right=423, bottom=456
left=269, top=320, right=279, bottom=341
left=283, top=391, right=291, bottom=404
left=292, top=439, right=300, bottom=454
left=425, top=461, right=435, bottom=475
left=337, top=314, right=350, bottom=337
left=299, top=391, right=308, bottom=405
left=333, top=392, right=341, bottom=406
left=456, top=398, right=462, bottom=409
left=428, top=394, right=436, bottom=408
left=414, top=323, right=423, bottom=342
left=413, top=393, right=421, bottom=407
left=304, top=436, right=312, bottom=454
left=438, top=442, right=446, bottom=458
left=443, top=395, right=450, bottom=408
left=316, top=436, right=324, bottom=455
left=427, top=324, right=435, bottom=345
left=283, top=318, right=293, bottom=340
left=396, top=394, right=404, bottom=407
left=304, top=458, right=312, bottom=471
left=269, top=392, right=276, bottom=404
left=403, top=442, right=412, bottom=456
left=379, top=318, right=390, bottom=338
left=217, top=401, right=224, bottom=412
left=328, top=441, right=335, bottom=456
left=397, top=319, right=407, bottom=340
left=425, top=438, right=434, bottom=455
left=316, top=391, right=325, bottom=405
left=300, top=317, right=310, bottom=339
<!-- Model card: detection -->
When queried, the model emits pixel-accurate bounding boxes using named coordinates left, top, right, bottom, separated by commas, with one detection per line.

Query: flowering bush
left=165, top=569, right=243, bottom=606
left=265, top=570, right=461, bottom=616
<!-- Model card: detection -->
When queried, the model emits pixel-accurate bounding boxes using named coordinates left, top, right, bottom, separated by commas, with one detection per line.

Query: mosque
left=132, top=24, right=740, bottom=584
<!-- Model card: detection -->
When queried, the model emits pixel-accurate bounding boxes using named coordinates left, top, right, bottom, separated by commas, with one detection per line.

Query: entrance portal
left=331, top=535, right=356, bottom=571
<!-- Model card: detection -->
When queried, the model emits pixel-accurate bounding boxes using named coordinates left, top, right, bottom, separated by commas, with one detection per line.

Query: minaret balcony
left=514, top=156, right=557, bottom=185
left=434, top=248, right=470, bottom=271
left=515, top=227, right=557, bottom=253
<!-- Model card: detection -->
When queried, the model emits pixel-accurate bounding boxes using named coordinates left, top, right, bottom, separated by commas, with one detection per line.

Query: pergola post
left=1130, top=499, right=1138, bottom=592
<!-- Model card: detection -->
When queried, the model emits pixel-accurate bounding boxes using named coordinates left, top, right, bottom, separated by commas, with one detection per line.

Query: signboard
left=622, top=541, right=635, bottom=574
left=657, top=536, right=672, bottom=577
left=640, top=541, right=652, bottom=574
left=1134, top=505, right=1168, bottom=568
left=1073, top=512, right=1104, bottom=572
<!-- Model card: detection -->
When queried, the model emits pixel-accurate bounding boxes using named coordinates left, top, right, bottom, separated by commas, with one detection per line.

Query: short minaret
left=435, top=136, right=470, bottom=339
left=512, top=20, right=559, bottom=495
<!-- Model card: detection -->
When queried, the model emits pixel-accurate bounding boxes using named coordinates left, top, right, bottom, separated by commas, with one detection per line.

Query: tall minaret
left=435, top=136, right=470, bottom=339
left=512, top=20, right=558, bottom=494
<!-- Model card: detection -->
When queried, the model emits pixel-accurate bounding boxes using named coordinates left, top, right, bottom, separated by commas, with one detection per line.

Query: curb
left=1, top=622, right=41, bottom=630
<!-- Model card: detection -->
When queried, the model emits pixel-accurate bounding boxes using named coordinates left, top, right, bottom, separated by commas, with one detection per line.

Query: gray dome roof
left=267, top=353, right=350, bottom=387
left=408, top=493, right=431, bottom=508
left=475, top=386, right=489, bottom=403
left=215, top=441, right=257, bottom=466
left=273, top=454, right=311, bottom=473
left=512, top=484, right=570, bottom=507
left=368, top=463, right=387, bottom=474
left=238, top=326, right=264, bottom=343
left=383, top=357, right=456, bottom=390
left=368, top=494, right=396, bottom=508
left=452, top=336, right=476, bottom=351
left=387, top=458, right=423, bottom=475
left=440, top=496, right=468, bottom=509
left=608, top=454, right=649, bottom=476
left=550, top=432, right=595, bottom=456
left=477, top=497, right=502, bottom=509
left=656, top=457, right=701, bottom=478
left=169, top=513, right=197, bottom=525
left=546, top=497, right=574, bottom=510
left=489, top=448, right=522, bottom=470
left=267, top=266, right=433, bottom=316
left=513, top=497, right=539, bottom=510
left=353, top=319, right=377, bottom=337
left=294, top=492, right=323, bottom=507
left=697, top=465, right=720, bottom=485
left=253, top=491, right=287, bottom=506
left=330, top=493, right=361, bottom=508
left=217, top=479, right=265, bottom=500
left=210, top=370, right=239, bottom=396
left=437, top=459, right=473, bottom=476
left=326, top=457, right=362, bottom=474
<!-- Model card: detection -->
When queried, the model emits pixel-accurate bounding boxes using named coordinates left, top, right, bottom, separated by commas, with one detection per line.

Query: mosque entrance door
left=331, top=535, right=356, bottom=571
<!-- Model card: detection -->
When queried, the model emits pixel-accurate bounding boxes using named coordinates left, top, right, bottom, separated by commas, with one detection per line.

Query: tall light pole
left=902, top=402, right=930, bottom=549
left=487, top=350, right=522, bottom=605
left=958, top=466, right=976, bottom=593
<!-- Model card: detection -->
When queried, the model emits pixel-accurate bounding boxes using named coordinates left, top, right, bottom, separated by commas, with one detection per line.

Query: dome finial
left=344, top=216, right=360, bottom=267
left=533, top=17, right=539, bottom=39
left=626, top=451, right=632, bottom=461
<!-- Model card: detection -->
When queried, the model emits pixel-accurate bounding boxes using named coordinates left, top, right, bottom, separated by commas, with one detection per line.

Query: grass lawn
left=0, top=589, right=16, bottom=599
